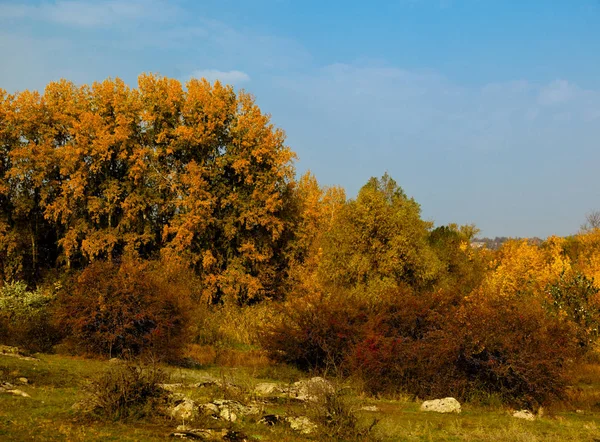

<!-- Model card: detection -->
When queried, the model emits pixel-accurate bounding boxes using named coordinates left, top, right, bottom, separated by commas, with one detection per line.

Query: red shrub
left=260, top=292, right=369, bottom=373
left=349, top=288, right=464, bottom=397
left=455, top=294, right=579, bottom=406
left=56, top=259, right=193, bottom=360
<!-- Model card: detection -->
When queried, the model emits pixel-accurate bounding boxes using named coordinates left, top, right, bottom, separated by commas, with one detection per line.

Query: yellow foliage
left=481, top=238, right=570, bottom=298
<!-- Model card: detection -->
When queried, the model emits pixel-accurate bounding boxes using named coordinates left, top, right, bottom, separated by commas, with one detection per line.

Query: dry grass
left=184, top=344, right=271, bottom=368
left=2, top=352, right=600, bottom=441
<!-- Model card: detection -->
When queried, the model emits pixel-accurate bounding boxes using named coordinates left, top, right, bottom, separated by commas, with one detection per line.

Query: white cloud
left=187, top=69, right=250, bottom=85
left=538, top=79, right=579, bottom=105
left=267, top=63, right=600, bottom=237
left=0, top=0, right=179, bottom=28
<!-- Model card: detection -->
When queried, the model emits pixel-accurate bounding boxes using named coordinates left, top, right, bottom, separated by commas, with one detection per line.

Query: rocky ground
left=1, top=346, right=600, bottom=441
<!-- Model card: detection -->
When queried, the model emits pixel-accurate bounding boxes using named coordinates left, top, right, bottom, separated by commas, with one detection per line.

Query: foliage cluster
left=2, top=75, right=600, bottom=409
left=0, top=75, right=295, bottom=303
left=55, top=258, right=194, bottom=360
left=0, top=280, right=61, bottom=352
left=262, top=175, right=600, bottom=407
left=86, top=360, right=169, bottom=420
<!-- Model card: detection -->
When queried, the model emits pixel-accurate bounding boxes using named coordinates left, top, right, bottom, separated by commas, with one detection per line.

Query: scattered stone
left=0, top=381, right=15, bottom=391
left=0, top=382, right=30, bottom=398
left=194, top=378, right=221, bottom=388
left=420, top=397, right=461, bottom=414
left=171, top=398, right=198, bottom=421
left=6, top=388, right=30, bottom=398
left=199, top=402, right=220, bottom=416
left=259, top=414, right=285, bottom=426
left=254, top=382, right=282, bottom=395
left=360, top=405, right=379, bottom=412
left=223, top=430, right=250, bottom=441
left=161, top=383, right=186, bottom=392
left=212, top=399, right=259, bottom=416
left=170, top=428, right=216, bottom=439
left=194, top=377, right=241, bottom=393
left=0, top=345, right=39, bottom=361
left=286, top=416, right=318, bottom=434
left=169, top=428, right=244, bottom=441
left=170, top=392, right=188, bottom=403
left=219, top=408, right=237, bottom=422
left=576, top=409, right=584, bottom=414
left=512, top=410, right=535, bottom=421
left=290, top=377, right=334, bottom=402
left=71, top=397, right=98, bottom=413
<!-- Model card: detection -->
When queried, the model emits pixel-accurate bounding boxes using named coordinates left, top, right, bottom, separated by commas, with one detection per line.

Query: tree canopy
left=0, top=74, right=296, bottom=302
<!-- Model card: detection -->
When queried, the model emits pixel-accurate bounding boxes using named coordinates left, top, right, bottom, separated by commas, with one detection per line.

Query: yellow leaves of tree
left=480, top=237, right=571, bottom=299
left=0, top=74, right=297, bottom=300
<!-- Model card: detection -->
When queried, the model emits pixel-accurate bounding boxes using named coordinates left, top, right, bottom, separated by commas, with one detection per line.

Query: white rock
left=286, top=416, right=318, bottom=434
left=254, top=382, right=282, bottom=395
left=159, top=383, right=184, bottom=392
left=420, top=397, right=461, bottom=414
left=170, top=399, right=197, bottom=421
left=18, top=377, right=29, bottom=385
left=292, top=377, right=334, bottom=402
left=219, top=408, right=237, bottom=422
left=7, top=389, right=30, bottom=398
left=512, top=410, right=535, bottom=421
left=360, top=405, right=379, bottom=412
left=199, top=402, right=220, bottom=416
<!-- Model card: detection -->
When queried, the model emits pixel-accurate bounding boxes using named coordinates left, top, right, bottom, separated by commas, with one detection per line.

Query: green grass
left=1, top=353, right=600, bottom=441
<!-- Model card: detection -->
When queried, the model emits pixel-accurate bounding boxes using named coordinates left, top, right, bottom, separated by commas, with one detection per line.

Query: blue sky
left=1, top=0, right=599, bottom=238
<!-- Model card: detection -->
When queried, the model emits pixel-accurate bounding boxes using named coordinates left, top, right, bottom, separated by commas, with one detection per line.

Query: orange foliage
left=0, top=74, right=296, bottom=302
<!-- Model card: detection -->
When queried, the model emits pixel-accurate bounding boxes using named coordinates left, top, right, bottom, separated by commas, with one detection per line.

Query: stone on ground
left=420, top=397, right=461, bottom=413
left=286, top=416, right=318, bottom=434
left=513, top=410, right=535, bottom=421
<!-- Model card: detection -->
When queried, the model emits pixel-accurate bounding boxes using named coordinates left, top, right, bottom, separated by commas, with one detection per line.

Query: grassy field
left=1, top=351, right=600, bottom=441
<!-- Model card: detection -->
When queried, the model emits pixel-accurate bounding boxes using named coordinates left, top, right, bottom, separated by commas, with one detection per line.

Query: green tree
left=319, top=173, right=441, bottom=293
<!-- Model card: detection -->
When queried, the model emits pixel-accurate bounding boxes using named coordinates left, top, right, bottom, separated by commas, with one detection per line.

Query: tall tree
left=319, top=173, right=441, bottom=293
left=1, top=74, right=298, bottom=301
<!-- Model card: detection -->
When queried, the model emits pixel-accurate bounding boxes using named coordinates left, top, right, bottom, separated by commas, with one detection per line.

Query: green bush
left=0, top=280, right=61, bottom=352
left=546, top=271, right=600, bottom=349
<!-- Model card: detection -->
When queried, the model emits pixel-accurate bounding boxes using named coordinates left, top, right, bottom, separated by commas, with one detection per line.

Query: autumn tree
left=284, top=171, right=346, bottom=297
left=1, top=74, right=297, bottom=303
left=0, top=87, right=60, bottom=282
left=319, top=173, right=441, bottom=294
left=428, top=223, right=490, bottom=295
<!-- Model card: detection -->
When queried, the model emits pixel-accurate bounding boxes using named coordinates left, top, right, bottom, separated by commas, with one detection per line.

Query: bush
left=312, top=387, right=379, bottom=441
left=264, top=285, right=580, bottom=407
left=56, top=259, right=193, bottom=360
left=86, top=360, right=168, bottom=420
left=349, top=288, right=464, bottom=398
left=455, top=293, right=579, bottom=407
left=260, top=292, right=369, bottom=374
left=0, top=280, right=62, bottom=352
left=191, top=301, right=276, bottom=348
left=546, top=271, right=600, bottom=349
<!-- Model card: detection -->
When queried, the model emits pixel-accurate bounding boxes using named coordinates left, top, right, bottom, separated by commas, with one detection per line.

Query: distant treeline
left=472, top=236, right=543, bottom=250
